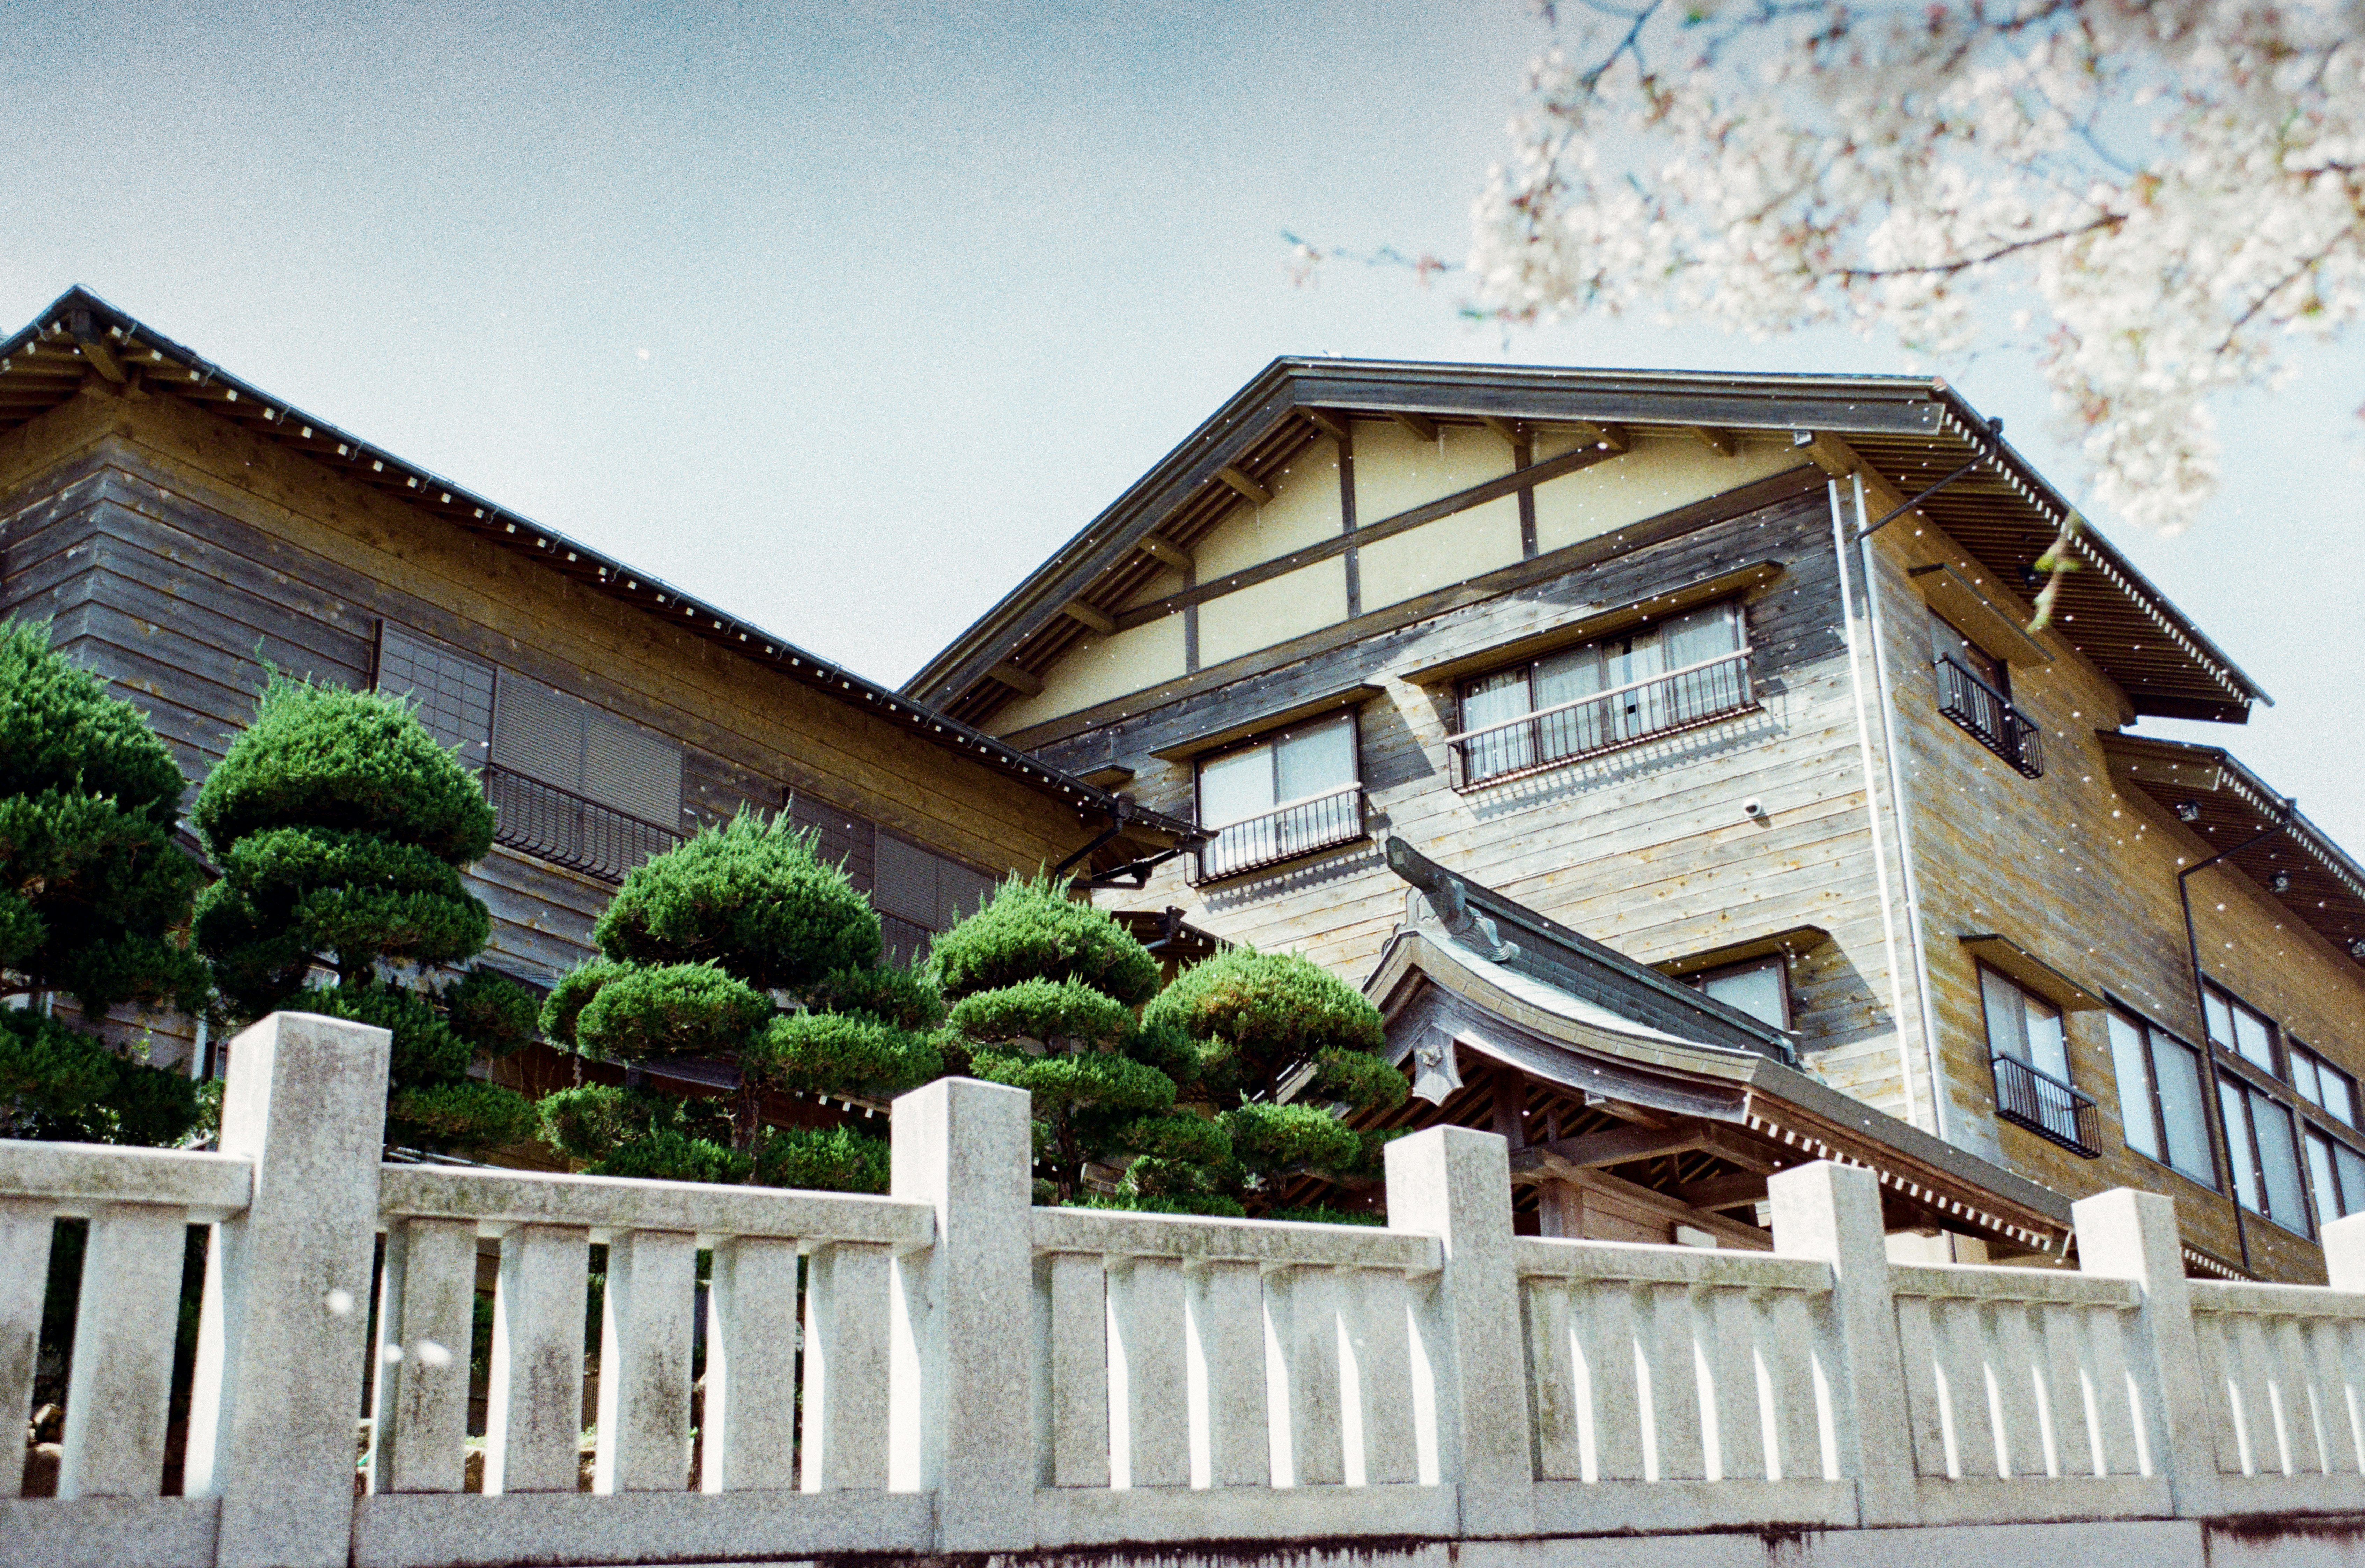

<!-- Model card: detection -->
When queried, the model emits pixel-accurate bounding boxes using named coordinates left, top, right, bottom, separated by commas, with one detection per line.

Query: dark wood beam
left=989, top=662, right=1044, bottom=697
left=1391, top=410, right=1440, bottom=441
left=1576, top=421, right=1630, bottom=454
left=1137, top=535, right=1192, bottom=572
left=1216, top=465, right=1271, bottom=506
left=1059, top=600, right=1116, bottom=636
left=1532, top=1119, right=1775, bottom=1172
left=1481, top=416, right=1525, bottom=448
left=1677, top=1170, right=1769, bottom=1211
left=1303, top=409, right=1353, bottom=443
left=1686, top=426, right=1735, bottom=457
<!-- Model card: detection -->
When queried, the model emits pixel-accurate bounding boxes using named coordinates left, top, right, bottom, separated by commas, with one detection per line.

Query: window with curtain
left=2204, top=984, right=2280, bottom=1074
left=2107, top=1010, right=2216, bottom=1186
left=2290, top=1043, right=2358, bottom=1128
left=376, top=625, right=495, bottom=762
left=2221, top=1075, right=2311, bottom=1235
left=1981, top=967, right=2070, bottom=1085
left=2306, top=1127, right=2365, bottom=1223
left=1192, top=711, right=1363, bottom=879
left=1453, top=601, right=1749, bottom=785
left=1682, top=955, right=1790, bottom=1029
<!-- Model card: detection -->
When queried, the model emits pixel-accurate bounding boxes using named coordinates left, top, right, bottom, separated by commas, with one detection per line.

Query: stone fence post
left=183, top=1012, right=392, bottom=1568
left=1384, top=1124, right=1535, bottom=1538
left=2320, top=1210, right=2365, bottom=1290
left=890, top=1074, right=1034, bottom=1552
left=2072, top=1187, right=2217, bottom=1517
left=1768, top=1161, right=1918, bottom=1526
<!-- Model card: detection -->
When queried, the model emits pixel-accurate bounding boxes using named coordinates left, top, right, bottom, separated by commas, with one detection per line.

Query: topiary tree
left=0, top=620, right=210, bottom=1145
left=535, top=810, right=943, bottom=1191
left=933, top=874, right=1235, bottom=1213
left=192, top=676, right=538, bottom=1154
left=1143, top=945, right=1405, bottom=1222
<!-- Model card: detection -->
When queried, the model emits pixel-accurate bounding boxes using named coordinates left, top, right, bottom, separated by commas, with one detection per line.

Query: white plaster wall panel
left=1354, top=496, right=1523, bottom=612
left=1529, top=432, right=1804, bottom=557
left=992, top=613, right=1186, bottom=731
left=1121, top=568, right=1186, bottom=612
left=1197, top=557, right=1348, bottom=668
left=1193, top=441, right=1344, bottom=580
left=1352, top=420, right=1515, bottom=524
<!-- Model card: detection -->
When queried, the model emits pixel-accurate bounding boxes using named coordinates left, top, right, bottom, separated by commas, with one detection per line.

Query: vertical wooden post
left=891, top=1075, right=1035, bottom=1551
left=1768, top=1160, right=1917, bottom=1525
left=2074, top=1186, right=2219, bottom=1516
left=1384, top=1124, right=1535, bottom=1537
left=184, top=1011, right=392, bottom=1568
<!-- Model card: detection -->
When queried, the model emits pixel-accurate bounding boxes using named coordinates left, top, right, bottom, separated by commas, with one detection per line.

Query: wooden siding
left=0, top=385, right=1091, bottom=1035
left=1036, top=486, right=1924, bottom=1129
left=1866, top=502, right=2365, bottom=1283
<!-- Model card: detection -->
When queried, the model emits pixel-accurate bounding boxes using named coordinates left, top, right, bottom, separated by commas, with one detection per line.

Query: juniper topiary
left=536, top=809, right=943, bottom=1191
left=1143, top=945, right=1404, bottom=1219
left=192, top=676, right=537, bottom=1154
left=0, top=621, right=209, bottom=1145
left=933, top=874, right=1236, bottom=1213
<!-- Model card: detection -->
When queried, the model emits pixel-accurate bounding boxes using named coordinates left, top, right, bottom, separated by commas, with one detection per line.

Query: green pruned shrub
left=1146, top=944, right=1403, bottom=1216
left=194, top=675, right=533, bottom=1155
left=929, top=874, right=1161, bottom=1005
left=538, top=806, right=947, bottom=1193
left=0, top=622, right=211, bottom=1145
left=934, top=875, right=1231, bottom=1210
left=590, top=812, right=880, bottom=989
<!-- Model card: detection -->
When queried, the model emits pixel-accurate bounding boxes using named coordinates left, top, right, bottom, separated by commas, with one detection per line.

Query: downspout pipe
left=2178, top=800, right=2296, bottom=1276
left=1853, top=473, right=1950, bottom=1146
left=1829, top=479, right=1923, bottom=1134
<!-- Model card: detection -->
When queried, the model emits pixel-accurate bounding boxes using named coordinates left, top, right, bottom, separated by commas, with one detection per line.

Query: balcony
left=1991, top=1052, right=2102, bottom=1157
left=1192, top=782, right=1364, bottom=882
left=1936, top=656, right=2044, bottom=778
left=484, top=763, right=682, bottom=883
left=1445, top=648, right=1756, bottom=790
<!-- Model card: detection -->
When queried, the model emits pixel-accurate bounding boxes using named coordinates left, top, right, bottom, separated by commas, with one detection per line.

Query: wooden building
left=912, top=358, right=2365, bottom=1281
left=0, top=287, right=1194, bottom=1082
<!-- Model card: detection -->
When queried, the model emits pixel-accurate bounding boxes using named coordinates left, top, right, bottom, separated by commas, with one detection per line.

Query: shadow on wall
left=1453, top=701, right=1793, bottom=829
left=1199, top=837, right=1387, bottom=916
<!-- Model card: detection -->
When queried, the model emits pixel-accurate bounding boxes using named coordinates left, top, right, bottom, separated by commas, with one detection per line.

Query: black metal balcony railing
left=1991, top=1052, right=2102, bottom=1157
left=1446, top=648, right=1756, bottom=789
left=1936, top=656, right=2044, bottom=779
left=1192, top=783, right=1365, bottom=883
left=484, top=764, right=683, bottom=884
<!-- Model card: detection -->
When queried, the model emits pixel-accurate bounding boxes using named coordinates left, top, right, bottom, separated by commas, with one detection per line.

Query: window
left=1982, top=966, right=2098, bottom=1155
left=1450, top=601, right=1751, bottom=786
left=493, top=679, right=682, bottom=825
left=1193, top=711, right=1363, bottom=880
left=486, top=679, right=685, bottom=882
left=2203, top=985, right=2279, bottom=1074
left=2221, top=1076, right=2311, bottom=1235
left=1683, top=955, right=1790, bottom=1029
left=1929, top=610, right=2042, bottom=778
left=872, top=836, right=996, bottom=964
left=2107, top=1010, right=2216, bottom=1185
left=376, top=626, right=494, bottom=761
left=2306, top=1128, right=2365, bottom=1222
left=2291, top=1043, right=2358, bottom=1128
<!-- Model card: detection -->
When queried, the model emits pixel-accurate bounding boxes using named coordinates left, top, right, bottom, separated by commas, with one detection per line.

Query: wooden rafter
left=1137, top=534, right=1192, bottom=572
left=1216, top=465, right=1270, bottom=506
left=1058, top=600, right=1117, bottom=636
left=1391, top=409, right=1440, bottom=441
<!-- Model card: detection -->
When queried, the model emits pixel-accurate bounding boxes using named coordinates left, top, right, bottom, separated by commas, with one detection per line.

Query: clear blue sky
left=2, top=3, right=2356, bottom=846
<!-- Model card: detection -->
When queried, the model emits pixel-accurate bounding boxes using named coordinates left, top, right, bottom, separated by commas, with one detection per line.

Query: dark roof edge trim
left=0, top=288, right=1190, bottom=840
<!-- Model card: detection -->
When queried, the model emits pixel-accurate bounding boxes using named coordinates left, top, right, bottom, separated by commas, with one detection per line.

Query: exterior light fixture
left=2270, top=871, right=2292, bottom=894
left=2175, top=801, right=2202, bottom=823
left=2351, top=939, right=2365, bottom=962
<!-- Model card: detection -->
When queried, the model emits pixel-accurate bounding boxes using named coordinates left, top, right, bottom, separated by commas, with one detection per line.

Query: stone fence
left=7, top=1011, right=2365, bottom=1568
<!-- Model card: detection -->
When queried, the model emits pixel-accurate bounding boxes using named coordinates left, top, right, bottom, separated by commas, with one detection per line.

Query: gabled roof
left=2099, top=733, right=2365, bottom=961
left=0, top=287, right=1192, bottom=844
left=906, top=356, right=2267, bottom=728
left=1360, top=838, right=2076, bottom=1253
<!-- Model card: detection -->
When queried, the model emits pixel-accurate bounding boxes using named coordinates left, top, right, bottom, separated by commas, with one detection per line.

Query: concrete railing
left=12, top=1011, right=2365, bottom=1568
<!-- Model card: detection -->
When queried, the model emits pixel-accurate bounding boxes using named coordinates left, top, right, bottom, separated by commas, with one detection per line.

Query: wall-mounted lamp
left=2175, top=800, right=2202, bottom=823
left=2350, top=938, right=2365, bottom=962
left=2270, top=871, right=2292, bottom=894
